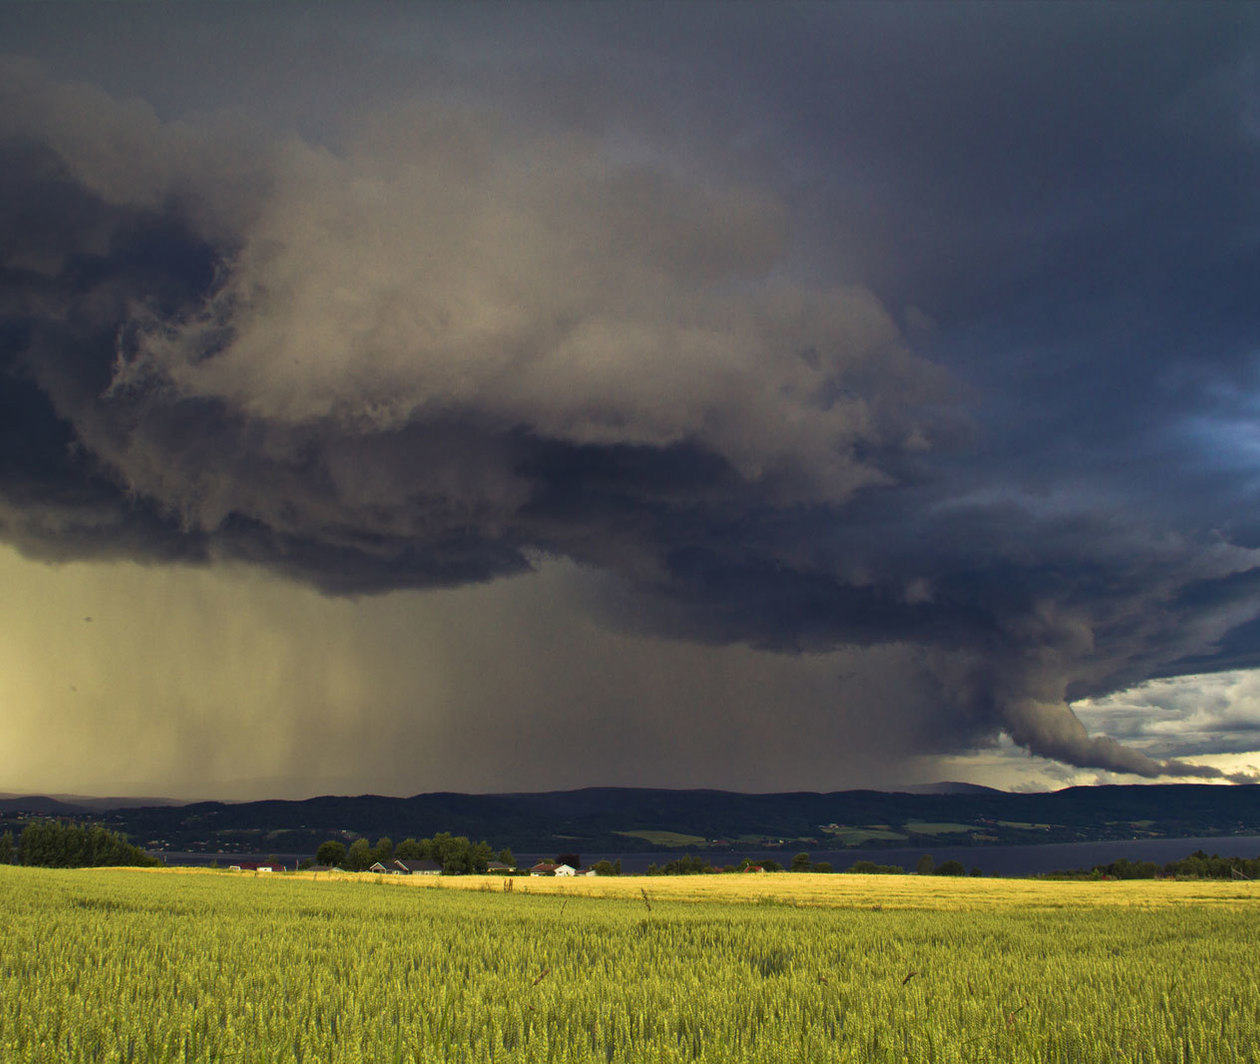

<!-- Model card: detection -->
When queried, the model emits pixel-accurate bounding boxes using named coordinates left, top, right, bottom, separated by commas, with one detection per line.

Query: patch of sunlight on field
left=820, top=826, right=909, bottom=844
left=614, top=829, right=709, bottom=847
left=269, top=866, right=1260, bottom=910
left=903, top=820, right=977, bottom=834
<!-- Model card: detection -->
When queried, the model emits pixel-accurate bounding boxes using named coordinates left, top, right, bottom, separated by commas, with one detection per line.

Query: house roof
left=530, top=861, right=558, bottom=872
left=393, top=859, right=442, bottom=873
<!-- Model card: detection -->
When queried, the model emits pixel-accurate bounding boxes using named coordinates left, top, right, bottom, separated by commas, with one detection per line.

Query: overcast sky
left=3, top=4, right=1260, bottom=799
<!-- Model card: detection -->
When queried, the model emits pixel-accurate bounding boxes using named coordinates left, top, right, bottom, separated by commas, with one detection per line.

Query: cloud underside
left=3, top=46, right=1260, bottom=785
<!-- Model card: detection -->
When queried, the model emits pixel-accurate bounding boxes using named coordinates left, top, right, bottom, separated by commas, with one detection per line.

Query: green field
left=614, top=829, right=709, bottom=847
left=2, top=866, right=1258, bottom=1062
left=903, top=820, right=977, bottom=835
left=818, top=825, right=909, bottom=845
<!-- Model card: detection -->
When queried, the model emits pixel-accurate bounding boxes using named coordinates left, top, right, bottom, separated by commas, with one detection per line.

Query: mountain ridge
left=4, top=784, right=1258, bottom=856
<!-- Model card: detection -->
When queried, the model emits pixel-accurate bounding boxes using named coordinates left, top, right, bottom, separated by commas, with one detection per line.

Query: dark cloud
left=3, top=6, right=1260, bottom=785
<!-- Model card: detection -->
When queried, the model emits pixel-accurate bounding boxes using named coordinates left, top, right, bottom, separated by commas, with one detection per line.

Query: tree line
left=0, top=820, right=158, bottom=868
left=1040, top=849, right=1260, bottom=880
left=642, top=853, right=982, bottom=876
left=311, top=832, right=513, bottom=874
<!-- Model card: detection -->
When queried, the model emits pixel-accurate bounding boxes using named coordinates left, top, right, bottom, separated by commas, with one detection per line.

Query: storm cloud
left=3, top=5, right=1260, bottom=791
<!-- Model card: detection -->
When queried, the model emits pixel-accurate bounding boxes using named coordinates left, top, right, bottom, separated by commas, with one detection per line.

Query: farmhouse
left=530, top=861, right=558, bottom=876
left=228, top=860, right=285, bottom=872
left=553, top=863, right=577, bottom=877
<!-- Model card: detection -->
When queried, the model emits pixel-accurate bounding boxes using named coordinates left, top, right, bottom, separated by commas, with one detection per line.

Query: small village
left=226, top=856, right=776, bottom=876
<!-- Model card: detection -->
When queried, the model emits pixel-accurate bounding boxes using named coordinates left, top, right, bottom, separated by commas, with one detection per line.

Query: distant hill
left=0, top=796, right=93, bottom=816
left=893, top=782, right=1006, bottom=795
left=0, top=794, right=187, bottom=815
left=3, top=784, right=1257, bottom=857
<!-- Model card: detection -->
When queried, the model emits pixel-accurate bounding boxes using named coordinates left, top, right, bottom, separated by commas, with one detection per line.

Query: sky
left=3, top=4, right=1260, bottom=800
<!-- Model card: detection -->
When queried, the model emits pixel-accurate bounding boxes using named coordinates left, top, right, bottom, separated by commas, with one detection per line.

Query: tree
left=555, top=853, right=581, bottom=870
left=470, top=840, right=494, bottom=874
left=372, top=837, right=394, bottom=864
left=813, top=861, right=833, bottom=874
left=791, top=852, right=813, bottom=873
left=590, top=859, right=620, bottom=876
left=935, top=860, right=966, bottom=876
left=659, top=855, right=714, bottom=875
left=15, top=819, right=155, bottom=868
left=429, top=832, right=458, bottom=871
left=0, top=830, right=12, bottom=864
left=435, top=833, right=475, bottom=874
left=345, top=838, right=374, bottom=871
left=395, top=838, right=423, bottom=860
left=916, top=854, right=935, bottom=875
left=316, top=840, right=347, bottom=867
left=498, top=848, right=515, bottom=868
left=18, top=820, right=61, bottom=866
left=760, top=859, right=782, bottom=872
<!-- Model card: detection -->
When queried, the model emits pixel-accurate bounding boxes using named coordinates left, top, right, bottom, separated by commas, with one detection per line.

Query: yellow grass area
left=155, top=865, right=1260, bottom=911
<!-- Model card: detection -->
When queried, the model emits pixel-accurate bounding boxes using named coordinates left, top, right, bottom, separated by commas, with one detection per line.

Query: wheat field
left=357, top=866, right=1260, bottom=910
left=2, top=865, right=1257, bottom=1062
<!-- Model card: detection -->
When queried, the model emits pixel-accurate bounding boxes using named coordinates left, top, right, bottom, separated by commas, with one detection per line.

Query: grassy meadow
left=2, top=865, right=1257, bottom=1063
